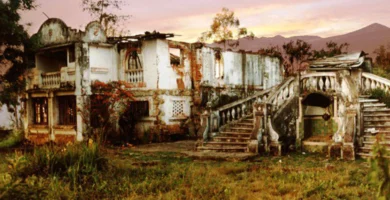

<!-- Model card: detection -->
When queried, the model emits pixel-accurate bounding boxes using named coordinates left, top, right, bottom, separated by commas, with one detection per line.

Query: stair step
left=230, top=127, right=253, bottom=131
left=363, top=135, right=390, bottom=140
left=205, top=141, right=248, bottom=146
left=220, top=131, right=252, bottom=136
left=359, top=95, right=372, bottom=98
left=364, top=119, right=390, bottom=122
left=359, top=99, right=379, bottom=103
left=359, top=146, right=390, bottom=151
left=356, top=152, right=390, bottom=159
left=197, top=146, right=247, bottom=152
left=365, top=125, right=390, bottom=128
left=364, top=103, right=386, bottom=107
left=364, top=108, right=390, bottom=112
left=363, top=141, right=390, bottom=145
left=364, top=114, right=390, bottom=117
left=364, top=130, right=390, bottom=134
left=213, top=136, right=251, bottom=142
left=236, top=123, right=253, bottom=126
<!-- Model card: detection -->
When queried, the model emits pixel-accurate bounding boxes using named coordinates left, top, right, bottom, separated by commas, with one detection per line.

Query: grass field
left=0, top=145, right=377, bottom=199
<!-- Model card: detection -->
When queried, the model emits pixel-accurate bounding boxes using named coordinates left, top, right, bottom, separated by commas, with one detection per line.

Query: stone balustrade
left=300, top=72, right=337, bottom=93
left=126, top=69, right=144, bottom=83
left=42, top=72, right=61, bottom=88
left=266, top=77, right=297, bottom=110
left=362, top=72, right=390, bottom=92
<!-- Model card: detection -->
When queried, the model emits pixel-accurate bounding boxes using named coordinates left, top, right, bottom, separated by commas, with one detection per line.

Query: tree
left=82, top=0, right=130, bottom=37
left=0, top=0, right=37, bottom=128
left=199, top=7, right=254, bottom=48
left=312, top=41, right=349, bottom=59
left=373, top=43, right=390, bottom=69
left=282, top=40, right=312, bottom=76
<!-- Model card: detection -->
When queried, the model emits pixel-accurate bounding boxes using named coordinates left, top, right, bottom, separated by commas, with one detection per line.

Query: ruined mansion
left=8, top=18, right=390, bottom=159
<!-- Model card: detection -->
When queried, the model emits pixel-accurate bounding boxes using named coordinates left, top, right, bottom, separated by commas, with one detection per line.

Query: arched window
left=126, top=50, right=144, bottom=83
left=128, top=50, right=143, bottom=70
left=215, top=51, right=224, bottom=78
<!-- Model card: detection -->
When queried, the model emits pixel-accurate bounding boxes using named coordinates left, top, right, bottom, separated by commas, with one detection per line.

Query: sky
left=20, top=0, right=390, bottom=42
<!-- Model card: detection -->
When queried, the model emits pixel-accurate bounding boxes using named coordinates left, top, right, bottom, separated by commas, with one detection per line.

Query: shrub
left=370, top=88, right=390, bottom=107
left=0, top=129, right=24, bottom=149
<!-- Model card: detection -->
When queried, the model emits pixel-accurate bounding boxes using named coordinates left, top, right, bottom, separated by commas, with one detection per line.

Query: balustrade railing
left=126, top=69, right=144, bottom=83
left=266, top=77, right=297, bottom=110
left=300, top=72, right=337, bottom=93
left=362, top=72, right=390, bottom=92
left=207, top=89, right=272, bottom=132
left=41, top=72, right=61, bottom=88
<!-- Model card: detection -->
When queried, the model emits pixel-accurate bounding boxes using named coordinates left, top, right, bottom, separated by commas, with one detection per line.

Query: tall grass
left=0, top=129, right=24, bottom=149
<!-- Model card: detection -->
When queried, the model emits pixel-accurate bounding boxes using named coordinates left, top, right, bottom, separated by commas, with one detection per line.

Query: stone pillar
left=296, top=97, right=304, bottom=150
left=76, top=95, right=84, bottom=142
left=48, top=92, right=54, bottom=141
left=342, top=109, right=357, bottom=160
left=23, top=93, right=29, bottom=139
left=250, top=102, right=266, bottom=153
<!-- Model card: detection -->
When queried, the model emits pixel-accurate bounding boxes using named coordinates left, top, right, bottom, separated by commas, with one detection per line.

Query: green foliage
left=0, top=149, right=377, bottom=199
left=0, top=0, right=37, bottom=128
left=370, top=135, right=390, bottom=199
left=312, top=41, right=349, bottom=59
left=373, top=43, right=390, bottom=68
left=1, top=143, right=108, bottom=199
left=0, top=129, right=24, bottom=148
left=282, top=39, right=312, bottom=75
left=199, top=7, right=254, bottom=47
left=258, top=45, right=283, bottom=61
left=369, top=88, right=390, bottom=107
left=373, top=66, right=390, bottom=80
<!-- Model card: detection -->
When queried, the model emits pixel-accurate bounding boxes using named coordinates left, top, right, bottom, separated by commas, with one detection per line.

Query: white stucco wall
left=141, top=40, right=158, bottom=89
left=160, top=95, right=191, bottom=125
left=223, top=51, right=243, bottom=85
left=156, top=39, right=177, bottom=90
left=0, top=105, right=13, bottom=129
left=89, top=45, right=117, bottom=82
left=199, top=47, right=282, bottom=88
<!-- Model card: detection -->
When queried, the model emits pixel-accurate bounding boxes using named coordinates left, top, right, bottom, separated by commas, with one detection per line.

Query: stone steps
left=197, top=146, right=248, bottom=152
left=197, top=115, right=254, bottom=153
left=359, top=97, right=390, bottom=158
left=363, top=103, right=386, bottom=108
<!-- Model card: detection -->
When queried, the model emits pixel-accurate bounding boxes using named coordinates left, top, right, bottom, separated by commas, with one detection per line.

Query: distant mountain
left=209, top=23, right=390, bottom=58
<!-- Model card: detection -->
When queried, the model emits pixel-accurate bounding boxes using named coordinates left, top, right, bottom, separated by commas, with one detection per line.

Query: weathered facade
left=23, top=18, right=283, bottom=144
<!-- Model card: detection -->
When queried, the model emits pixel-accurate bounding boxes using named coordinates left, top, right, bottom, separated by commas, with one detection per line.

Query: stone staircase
left=197, top=115, right=254, bottom=152
left=358, top=96, right=390, bottom=158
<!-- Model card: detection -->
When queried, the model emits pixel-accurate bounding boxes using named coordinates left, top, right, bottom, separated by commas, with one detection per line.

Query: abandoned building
left=22, top=18, right=282, bottom=145
left=12, top=18, right=390, bottom=160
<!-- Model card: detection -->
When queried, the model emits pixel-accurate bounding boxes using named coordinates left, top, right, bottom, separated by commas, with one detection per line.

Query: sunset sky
left=20, top=0, right=390, bottom=42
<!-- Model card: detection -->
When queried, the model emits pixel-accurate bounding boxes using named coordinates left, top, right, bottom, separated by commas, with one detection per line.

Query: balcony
left=27, top=67, right=76, bottom=90
left=126, top=69, right=144, bottom=84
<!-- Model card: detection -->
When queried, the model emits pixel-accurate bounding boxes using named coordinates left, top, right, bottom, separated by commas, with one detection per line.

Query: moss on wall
left=272, top=97, right=299, bottom=149
left=304, top=118, right=338, bottom=138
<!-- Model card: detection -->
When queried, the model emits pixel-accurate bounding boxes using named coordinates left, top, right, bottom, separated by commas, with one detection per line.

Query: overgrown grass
left=0, top=129, right=24, bottom=149
left=0, top=147, right=377, bottom=199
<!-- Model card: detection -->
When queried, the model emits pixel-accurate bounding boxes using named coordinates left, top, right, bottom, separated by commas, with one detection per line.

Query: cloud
left=20, top=0, right=390, bottom=42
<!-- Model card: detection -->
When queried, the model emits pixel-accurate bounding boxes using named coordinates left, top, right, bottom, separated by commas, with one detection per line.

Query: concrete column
left=76, top=95, right=84, bottom=142
left=48, top=92, right=54, bottom=141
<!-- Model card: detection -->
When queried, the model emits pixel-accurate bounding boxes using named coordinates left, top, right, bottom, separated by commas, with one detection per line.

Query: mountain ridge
left=212, top=23, right=390, bottom=58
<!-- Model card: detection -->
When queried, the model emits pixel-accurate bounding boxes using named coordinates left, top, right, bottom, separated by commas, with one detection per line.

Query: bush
left=0, top=129, right=24, bottom=149
left=370, top=88, right=390, bottom=107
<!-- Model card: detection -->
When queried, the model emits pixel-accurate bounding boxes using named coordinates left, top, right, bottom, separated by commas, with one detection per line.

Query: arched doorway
left=302, top=93, right=338, bottom=144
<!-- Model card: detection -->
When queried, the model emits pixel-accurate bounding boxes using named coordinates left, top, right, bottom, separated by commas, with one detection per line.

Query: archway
left=302, top=93, right=338, bottom=143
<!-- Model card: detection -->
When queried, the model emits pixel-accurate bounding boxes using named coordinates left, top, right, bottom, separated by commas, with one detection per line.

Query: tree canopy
left=0, top=0, right=37, bottom=127
left=199, top=7, right=253, bottom=47
left=82, top=0, right=130, bottom=37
